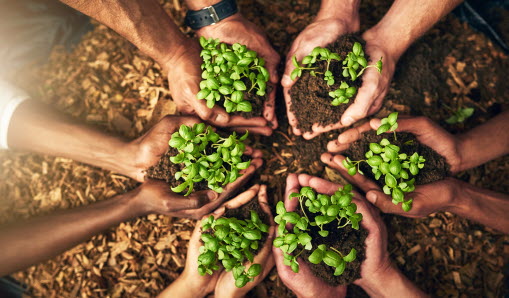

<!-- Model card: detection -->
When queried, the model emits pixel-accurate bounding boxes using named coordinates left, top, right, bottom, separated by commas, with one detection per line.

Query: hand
left=129, top=148, right=264, bottom=219
left=338, top=32, right=397, bottom=128
left=214, top=185, right=276, bottom=298
left=272, top=174, right=347, bottom=298
left=162, top=38, right=273, bottom=136
left=327, top=116, right=462, bottom=173
left=158, top=184, right=271, bottom=298
left=128, top=115, right=201, bottom=182
left=196, top=13, right=280, bottom=132
left=293, top=174, right=393, bottom=291
left=282, top=15, right=359, bottom=139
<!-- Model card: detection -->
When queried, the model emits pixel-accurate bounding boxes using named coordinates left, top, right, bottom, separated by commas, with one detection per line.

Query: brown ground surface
left=0, top=0, right=508, bottom=297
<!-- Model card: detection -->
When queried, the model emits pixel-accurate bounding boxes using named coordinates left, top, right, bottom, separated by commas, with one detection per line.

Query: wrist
left=362, top=26, right=408, bottom=61
left=185, top=0, right=221, bottom=10
left=316, top=0, right=360, bottom=30
left=443, top=179, right=473, bottom=216
left=356, top=262, right=401, bottom=297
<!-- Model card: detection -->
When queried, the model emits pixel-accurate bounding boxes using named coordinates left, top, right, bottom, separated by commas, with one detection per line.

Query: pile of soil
left=345, top=131, right=450, bottom=186
left=289, top=34, right=367, bottom=133
left=299, top=211, right=368, bottom=285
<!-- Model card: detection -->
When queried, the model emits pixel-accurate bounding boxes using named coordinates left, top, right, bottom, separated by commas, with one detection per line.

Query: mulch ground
left=0, top=0, right=508, bottom=297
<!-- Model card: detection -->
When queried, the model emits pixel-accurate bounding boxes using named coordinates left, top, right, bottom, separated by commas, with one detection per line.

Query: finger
left=303, top=122, right=344, bottom=140
left=264, top=49, right=281, bottom=85
left=166, top=191, right=214, bottom=212
left=326, top=121, right=371, bottom=152
left=307, top=177, right=340, bottom=195
left=192, top=100, right=231, bottom=126
left=226, top=115, right=268, bottom=128
left=297, top=173, right=314, bottom=187
left=283, top=88, right=302, bottom=136
left=232, top=126, right=272, bottom=136
left=264, top=83, right=278, bottom=129
left=320, top=153, right=380, bottom=194
left=188, top=220, right=203, bottom=251
left=222, top=184, right=260, bottom=210
left=253, top=226, right=275, bottom=263
left=365, top=190, right=404, bottom=215
left=341, top=69, right=381, bottom=127
left=283, top=174, right=301, bottom=212
left=282, top=53, right=298, bottom=88
left=257, top=185, right=274, bottom=220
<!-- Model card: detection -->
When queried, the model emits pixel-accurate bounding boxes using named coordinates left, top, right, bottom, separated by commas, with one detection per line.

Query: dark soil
left=230, top=82, right=271, bottom=119
left=145, top=147, right=209, bottom=191
left=300, top=216, right=368, bottom=286
left=289, top=34, right=367, bottom=133
left=345, top=131, right=450, bottom=187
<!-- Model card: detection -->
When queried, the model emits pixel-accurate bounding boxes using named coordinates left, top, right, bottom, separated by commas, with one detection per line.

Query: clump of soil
left=145, top=147, right=208, bottom=191
left=345, top=131, right=450, bottom=186
left=296, top=206, right=368, bottom=286
left=289, top=34, right=367, bottom=133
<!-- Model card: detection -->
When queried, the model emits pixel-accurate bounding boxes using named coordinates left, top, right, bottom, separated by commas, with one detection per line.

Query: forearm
left=447, top=179, right=509, bottom=233
left=59, top=0, right=186, bottom=65
left=317, top=0, right=360, bottom=22
left=0, top=191, right=139, bottom=276
left=358, top=264, right=428, bottom=298
left=7, top=100, right=139, bottom=179
left=456, top=110, right=509, bottom=171
left=364, top=0, right=463, bottom=59
left=158, top=275, right=207, bottom=298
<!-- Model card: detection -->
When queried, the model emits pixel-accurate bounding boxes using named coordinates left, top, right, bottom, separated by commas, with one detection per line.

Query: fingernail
left=281, top=74, right=291, bottom=86
left=216, top=113, right=229, bottom=124
left=343, top=117, right=354, bottom=126
left=366, top=192, right=377, bottom=204
left=208, top=191, right=219, bottom=201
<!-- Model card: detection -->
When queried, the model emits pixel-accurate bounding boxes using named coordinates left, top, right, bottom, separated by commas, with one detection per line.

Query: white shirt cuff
left=0, top=81, right=30, bottom=149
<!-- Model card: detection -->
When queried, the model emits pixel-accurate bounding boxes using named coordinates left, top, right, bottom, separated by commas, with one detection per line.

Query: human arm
left=0, top=179, right=219, bottom=277
left=282, top=0, right=360, bottom=138
left=340, top=0, right=464, bottom=126
left=298, top=174, right=428, bottom=297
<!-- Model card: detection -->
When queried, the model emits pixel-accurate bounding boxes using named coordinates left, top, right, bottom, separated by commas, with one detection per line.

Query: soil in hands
left=145, top=147, right=209, bottom=191
left=289, top=34, right=366, bottom=133
left=296, top=207, right=368, bottom=286
left=345, top=131, right=450, bottom=186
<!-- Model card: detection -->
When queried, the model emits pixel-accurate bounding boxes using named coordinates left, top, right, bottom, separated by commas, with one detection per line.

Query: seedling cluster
left=169, top=123, right=250, bottom=195
left=197, top=37, right=269, bottom=113
left=343, top=112, right=426, bottom=212
left=290, top=42, right=382, bottom=106
left=273, top=185, right=361, bottom=275
left=198, top=212, right=269, bottom=288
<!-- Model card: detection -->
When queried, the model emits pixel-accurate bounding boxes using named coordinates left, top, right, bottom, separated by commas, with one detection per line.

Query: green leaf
left=292, top=55, right=299, bottom=67
left=171, top=181, right=189, bottom=193
left=243, top=230, right=262, bottom=241
left=235, top=274, right=249, bottom=288
left=377, top=123, right=391, bottom=135
left=169, top=136, right=185, bottom=148
left=348, top=167, right=357, bottom=176
left=352, top=42, right=362, bottom=56
left=309, top=248, right=324, bottom=264
left=282, top=212, right=300, bottom=224
left=236, top=161, right=250, bottom=170
left=380, top=138, right=390, bottom=146
left=247, top=264, right=262, bottom=278
left=218, top=85, right=233, bottom=95
left=326, top=205, right=341, bottom=217
left=273, top=237, right=284, bottom=247
left=334, top=260, right=346, bottom=276
left=389, top=160, right=402, bottom=175
left=290, top=68, right=300, bottom=80
left=392, top=187, right=404, bottom=203
left=291, top=261, right=299, bottom=273
left=402, top=199, right=413, bottom=212
left=237, top=101, right=252, bottom=112
left=298, top=233, right=312, bottom=245
left=387, top=112, right=398, bottom=125
left=233, top=80, right=247, bottom=91
left=276, top=201, right=286, bottom=215
left=368, top=156, right=383, bottom=167
left=238, top=57, right=254, bottom=66
left=198, top=251, right=215, bottom=266
left=318, top=230, right=329, bottom=237
left=323, top=250, right=341, bottom=267
left=385, top=173, right=397, bottom=188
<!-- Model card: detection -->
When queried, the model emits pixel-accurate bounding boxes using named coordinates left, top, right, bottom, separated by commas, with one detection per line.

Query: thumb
left=193, top=100, right=230, bottom=126
left=365, top=190, right=402, bottom=214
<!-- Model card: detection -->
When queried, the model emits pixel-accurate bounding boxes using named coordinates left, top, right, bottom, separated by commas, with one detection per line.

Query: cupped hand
left=321, top=152, right=459, bottom=218
left=272, top=174, right=347, bottom=298
left=214, top=185, right=276, bottom=298
left=163, top=38, right=272, bottom=136
left=282, top=17, right=359, bottom=139
left=294, top=174, right=392, bottom=290
left=196, top=13, right=280, bottom=131
left=327, top=116, right=462, bottom=173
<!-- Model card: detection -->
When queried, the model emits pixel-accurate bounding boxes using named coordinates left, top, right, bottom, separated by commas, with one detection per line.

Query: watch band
left=185, top=0, right=238, bottom=30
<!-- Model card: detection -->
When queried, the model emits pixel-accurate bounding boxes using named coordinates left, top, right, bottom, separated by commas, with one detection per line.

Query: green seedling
left=198, top=37, right=269, bottom=113
left=273, top=185, right=362, bottom=275
left=343, top=112, right=425, bottom=212
left=198, top=211, right=269, bottom=288
left=289, top=42, right=382, bottom=106
left=446, top=107, right=474, bottom=124
left=169, top=123, right=250, bottom=195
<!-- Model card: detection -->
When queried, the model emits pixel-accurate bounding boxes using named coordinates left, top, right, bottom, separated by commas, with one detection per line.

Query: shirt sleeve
left=0, top=80, right=30, bottom=149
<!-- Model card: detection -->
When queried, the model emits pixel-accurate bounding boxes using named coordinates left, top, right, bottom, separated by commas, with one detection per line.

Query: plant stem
left=329, top=246, right=343, bottom=257
left=299, top=197, right=310, bottom=223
